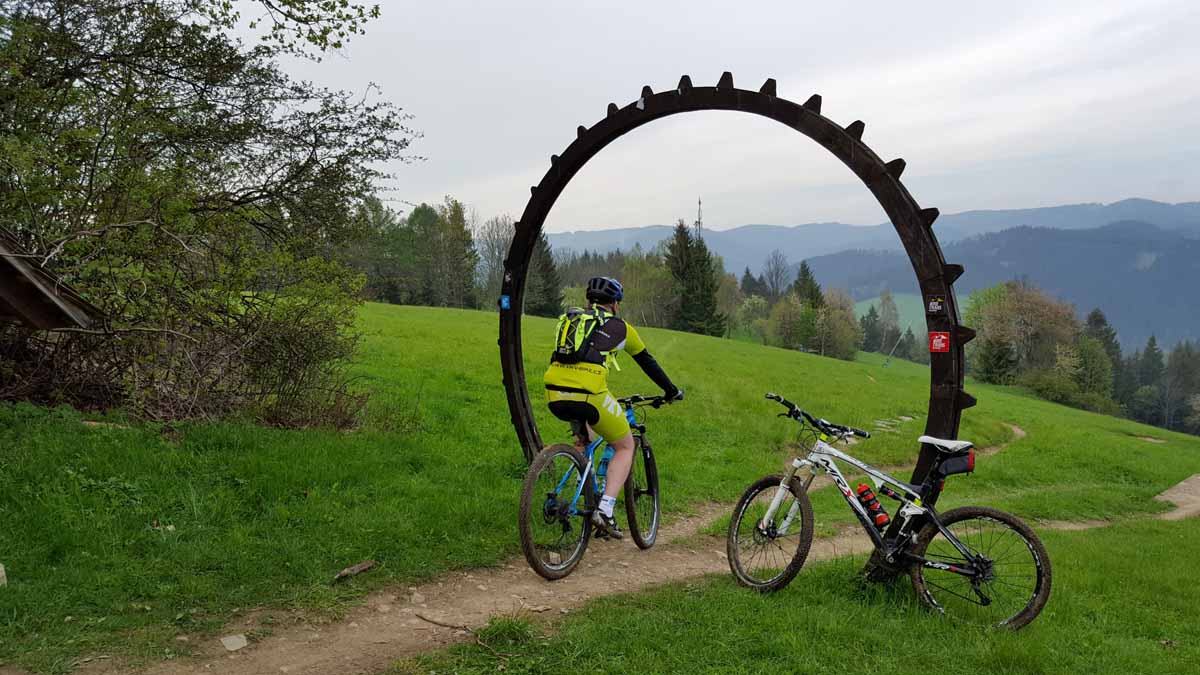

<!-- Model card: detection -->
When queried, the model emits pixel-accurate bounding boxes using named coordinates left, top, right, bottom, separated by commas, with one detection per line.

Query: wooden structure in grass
left=0, top=227, right=100, bottom=329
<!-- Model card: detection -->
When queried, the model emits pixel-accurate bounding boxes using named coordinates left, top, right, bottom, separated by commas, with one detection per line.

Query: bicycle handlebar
left=764, top=393, right=870, bottom=439
left=619, top=390, right=684, bottom=409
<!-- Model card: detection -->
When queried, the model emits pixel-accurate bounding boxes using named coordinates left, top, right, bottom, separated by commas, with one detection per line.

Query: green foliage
left=664, top=221, right=725, bottom=337
left=814, top=289, right=861, bottom=361
left=974, top=339, right=1020, bottom=384
left=1139, top=336, right=1165, bottom=389
left=791, top=260, right=823, bottom=308
left=860, top=305, right=882, bottom=353
left=524, top=233, right=563, bottom=318
left=0, top=0, right=414, bottom=423
left=1074, top=335, right=1114, bottom=397
left=739, top=266, right=768, bottom=298
left=618, top=248, right=677, bottom=328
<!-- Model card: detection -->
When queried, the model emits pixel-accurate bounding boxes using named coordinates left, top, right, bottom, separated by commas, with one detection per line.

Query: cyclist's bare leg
left=603, top=431, right=635, bottom=500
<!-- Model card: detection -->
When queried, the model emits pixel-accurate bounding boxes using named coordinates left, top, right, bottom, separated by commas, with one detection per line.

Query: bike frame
left=763, top=435, right=982, bottom=577
left=555, top=405, right=643, bottom=516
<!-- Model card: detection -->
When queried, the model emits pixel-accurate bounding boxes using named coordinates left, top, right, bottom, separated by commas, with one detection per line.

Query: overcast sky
left=281, top=0, right=1200, bottom=231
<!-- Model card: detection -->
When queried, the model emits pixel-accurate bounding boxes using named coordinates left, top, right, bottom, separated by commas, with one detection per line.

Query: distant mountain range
left=548, top=199, right=1200, bottom=276
left=805, top=221, right=1200, bottom=350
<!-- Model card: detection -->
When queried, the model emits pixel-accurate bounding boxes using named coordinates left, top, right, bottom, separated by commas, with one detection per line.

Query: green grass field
left=406, top=518, right=1200, bottom=675
left=2, top=303, right=1198, bottom=672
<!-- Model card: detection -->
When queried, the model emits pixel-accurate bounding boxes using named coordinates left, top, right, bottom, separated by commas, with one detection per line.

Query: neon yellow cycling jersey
left=543, top=314, right=646, bottom=395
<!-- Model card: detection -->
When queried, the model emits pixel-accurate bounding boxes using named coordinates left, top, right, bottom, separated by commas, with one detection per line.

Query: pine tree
left=525, top=232, right=564, bottom=317
left=791, top=261, right=823, bottom=307
left=740, top=266, right=767, bottom=298
left=1139, top=336, right=1165, bottom=389
left=860, top=305, right=882, bottom=353
left=897, top=327, right=918, bottom=362
left=664, top=220, right=724, bottom=336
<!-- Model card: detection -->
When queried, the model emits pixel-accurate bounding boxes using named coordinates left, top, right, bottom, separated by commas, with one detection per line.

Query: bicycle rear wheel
left=909, top=506, right=1052, bottom=630
left=726, top=474, right=814, bottom=592
left=519, top=444, right=592, bottom=580
left=624, top=436, right=660, bottom=549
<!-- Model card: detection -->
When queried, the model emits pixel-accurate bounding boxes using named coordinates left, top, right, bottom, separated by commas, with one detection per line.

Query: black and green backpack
left=551, top=307, right=612, bottom=365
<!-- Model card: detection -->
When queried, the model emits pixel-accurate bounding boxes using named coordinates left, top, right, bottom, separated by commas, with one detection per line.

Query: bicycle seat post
left=569, top=420, right=588, bottom=450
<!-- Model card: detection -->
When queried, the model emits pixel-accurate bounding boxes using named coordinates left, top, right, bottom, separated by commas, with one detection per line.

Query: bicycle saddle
left=918, top=436, right=974, bottom=453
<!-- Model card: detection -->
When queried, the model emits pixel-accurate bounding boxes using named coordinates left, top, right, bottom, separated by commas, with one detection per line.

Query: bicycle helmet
left=585, top=276, right=623, bottom=303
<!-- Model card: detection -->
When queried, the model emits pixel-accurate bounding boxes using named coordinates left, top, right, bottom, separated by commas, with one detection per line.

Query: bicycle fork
left=759, top=457, right=816, bottom=533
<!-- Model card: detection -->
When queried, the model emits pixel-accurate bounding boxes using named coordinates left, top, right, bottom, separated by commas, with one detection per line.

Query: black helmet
left=585, top=276, right=624, bottom=303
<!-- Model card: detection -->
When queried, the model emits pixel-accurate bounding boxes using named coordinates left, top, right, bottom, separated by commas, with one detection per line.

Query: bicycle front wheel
left=519, top=444, right=592, bottom=580
left=726, top=474, right=814, bottom=592
left=624, top=436, right=660, bottom=549
left=910, top=506, right=1052, bottom=630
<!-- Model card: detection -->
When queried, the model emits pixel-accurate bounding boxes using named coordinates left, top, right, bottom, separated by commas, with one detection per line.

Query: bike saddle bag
left=937, top=449, right=975, bottom=477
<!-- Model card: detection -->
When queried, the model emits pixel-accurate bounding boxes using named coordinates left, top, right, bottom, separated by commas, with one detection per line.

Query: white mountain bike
left=726, top=393, right=1052, bottom=630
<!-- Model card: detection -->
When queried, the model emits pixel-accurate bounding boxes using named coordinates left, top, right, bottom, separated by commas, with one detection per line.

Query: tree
left=664, top=220, right=725, bottom=336
left=342, top=196, right=417, bottom=304
left=716, top=273, right=744, bottom=336
left=967, top=281, right=1080, bottom=375
left=1185, top=394, right=1200, bottom=434
left=740, top=267, right=768, bottom=298
left=767, top=295, right=805, bottom=350
left=762, top=250, right=791, bottom=301
left=791, top=261, right=823, bottom=308
left=737, top=295, right=771, bottom=344
left=1163, top=341, right=1200, bottom=430
left=1130, top=385, right=1162, bottom=425
left=474, top=215, right=515, bottom=304
left=619, top=249, right=677, bottom=328
left=1139, top=336, right=1165, bottom=390
left=815, top=289, right=862, bottom=360
left=974, top=339, right=1019, bottom=384
left=0, top=0, right=413, bottom=423
left=860, top=305, right=883, bottom=353
left=896, top=327, right=918, bottom=362
left=1074, top=335, right=1114, bottom=397
left=878, top=290, right=901, bottom=334
left=525, top=232, right=563, bottom=317
left=1083, top=309, right=1122, bottom=364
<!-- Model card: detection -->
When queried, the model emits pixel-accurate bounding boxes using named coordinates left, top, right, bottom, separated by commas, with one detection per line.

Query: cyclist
left=543, top=276, right=682, bottom=539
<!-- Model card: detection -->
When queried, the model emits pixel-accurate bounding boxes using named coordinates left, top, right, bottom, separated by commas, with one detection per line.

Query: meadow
left=2, top=304, right=1197, bottom=672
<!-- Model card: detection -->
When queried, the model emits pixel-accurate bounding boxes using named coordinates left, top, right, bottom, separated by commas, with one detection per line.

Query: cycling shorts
left=545, top=389, right=630, bottom=444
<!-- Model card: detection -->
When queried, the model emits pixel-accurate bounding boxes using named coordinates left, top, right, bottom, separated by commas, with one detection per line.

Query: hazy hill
left=806, top=221, right=1200, bottom=349
left=548, top=199, right=1200, bottom=275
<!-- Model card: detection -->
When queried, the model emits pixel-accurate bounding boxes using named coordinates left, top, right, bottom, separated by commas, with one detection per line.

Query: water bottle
left=596, top=445, right=615, bottom=493
left=856, top=483, right=891, bottom=530
left=597, top=445, right=615, bottom=476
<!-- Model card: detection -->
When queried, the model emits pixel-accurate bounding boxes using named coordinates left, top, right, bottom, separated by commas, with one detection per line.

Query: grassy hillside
left=3, top=303, right=1198, bottom=672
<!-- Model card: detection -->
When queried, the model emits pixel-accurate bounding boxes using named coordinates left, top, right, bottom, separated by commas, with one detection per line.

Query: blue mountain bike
left=519, top=394, right=672, bottom=580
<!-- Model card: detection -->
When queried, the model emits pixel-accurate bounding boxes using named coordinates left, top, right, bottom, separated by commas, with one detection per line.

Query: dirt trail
left=1155, top=474, right=1200, bottom=520
left=93, top=507, right=873, bottom=675
left=65, top=425, right=1196, bottom=675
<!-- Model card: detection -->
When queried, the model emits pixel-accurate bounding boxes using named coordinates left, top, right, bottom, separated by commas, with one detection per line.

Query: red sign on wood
left=929, top=331, right=951, bottom=353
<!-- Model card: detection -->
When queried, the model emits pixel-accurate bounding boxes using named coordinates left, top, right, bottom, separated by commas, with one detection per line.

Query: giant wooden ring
left=498, top=73, right=976, bottom=519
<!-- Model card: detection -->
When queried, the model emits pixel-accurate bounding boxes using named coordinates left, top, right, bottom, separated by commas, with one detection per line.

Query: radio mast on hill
left=694, top=197, right=703, bottom=238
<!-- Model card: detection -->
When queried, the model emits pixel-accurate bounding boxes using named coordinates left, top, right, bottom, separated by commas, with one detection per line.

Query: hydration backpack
left=551, top=307, right=612, bottom=365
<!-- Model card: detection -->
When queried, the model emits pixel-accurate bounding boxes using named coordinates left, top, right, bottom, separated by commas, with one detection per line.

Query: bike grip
left=852, top=428, right=871, bottom=439
left=765, top=392, right=780, bottom=401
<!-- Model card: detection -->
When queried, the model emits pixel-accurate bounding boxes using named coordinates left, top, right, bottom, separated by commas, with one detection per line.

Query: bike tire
left=519, top=444, right=592, bottom=580
left=909, top=505, right=1052, bottom=630
left=624, top=436, right=660, bottom=550
left=726, top=474, right=814, bottom=592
